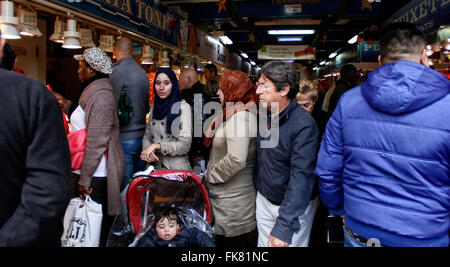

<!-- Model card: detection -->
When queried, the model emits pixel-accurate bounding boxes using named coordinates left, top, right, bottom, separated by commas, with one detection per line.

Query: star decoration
left=361, top=0, right=373, bottom=11
left=248, top=32, right=255, bottom=42
left=216, top=0, right=227, bottom=15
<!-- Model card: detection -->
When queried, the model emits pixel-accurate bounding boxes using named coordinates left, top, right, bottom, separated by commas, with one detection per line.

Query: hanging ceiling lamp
left=141, top=44, right=154, bottom=65
left=79, top=28, right=95, bottom=48
left=18, top=6, right=42, bottom=37
left=62, top=17, right=81, bottom=49
left=49, top=16, right=65, bottom=43
left=0, top=1, right=21, bottom=39
left=160, top=50, right=170, bottom=68
left=98, top=34, right=114, bottom=52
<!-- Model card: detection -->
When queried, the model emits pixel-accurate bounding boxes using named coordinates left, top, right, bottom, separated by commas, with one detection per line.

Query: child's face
left=156, top=217, right=180, bottom=241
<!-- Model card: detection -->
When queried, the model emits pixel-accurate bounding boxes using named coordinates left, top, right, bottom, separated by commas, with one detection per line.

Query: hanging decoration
left=361, top=0, right=373, bottom=11
left=216, top=0, right=227, bottom=15
left=248, top=32, right=255, bottom=42
left=223, top=0, right=262, bottom=49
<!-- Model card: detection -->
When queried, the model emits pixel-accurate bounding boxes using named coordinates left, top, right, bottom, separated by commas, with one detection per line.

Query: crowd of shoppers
left=0, top=22, right=448, bottom=247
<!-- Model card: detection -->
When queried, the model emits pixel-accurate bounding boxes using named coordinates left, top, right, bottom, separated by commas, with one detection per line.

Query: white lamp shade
left=0, top=1, right=20, bottom=39
left=62, top=19, right=81, bottom=49
left=49, top=17, right=65, bottom=43
left=0, top=23, right=20, bottom=39
left=62, top=37, right=81, bottom=49
left=141, top=45, right=153, bottom=64
left=159, top=50, right=170, bottom=68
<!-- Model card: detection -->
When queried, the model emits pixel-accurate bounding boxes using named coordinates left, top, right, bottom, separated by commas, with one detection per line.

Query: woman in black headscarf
left=141, top=68, right=192, bottom=170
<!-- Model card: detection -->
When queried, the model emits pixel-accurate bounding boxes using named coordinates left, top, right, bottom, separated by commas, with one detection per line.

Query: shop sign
left=55, top=0, right=180, bottom=46
left=284, top=4, right=302, bottom=13
left=257, top=45, right=316, bottom=60
left=360, top=41, right=380, bottom=62
left=197, top=31, right=227, bottom=65
left=384, top=0, right=450, bottom=33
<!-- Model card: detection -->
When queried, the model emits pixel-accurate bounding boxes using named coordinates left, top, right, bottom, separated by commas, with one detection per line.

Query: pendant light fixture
left=18, top=6, right=42, bottom=37
left=141, top=44, right=154, bottom=65
left=49, top=16, right=65, bottom=44
left=160, top=49, right=170, bottom=68
left=62, top=16, right=81, bottom=49
left=0, top=1, right=21, bottom=40
left=79, top=28, right=95, bottom=48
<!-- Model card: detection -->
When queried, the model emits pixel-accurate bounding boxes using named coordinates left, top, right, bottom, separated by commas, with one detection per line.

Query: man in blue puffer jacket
left=315, top=22, right=450, bottom=247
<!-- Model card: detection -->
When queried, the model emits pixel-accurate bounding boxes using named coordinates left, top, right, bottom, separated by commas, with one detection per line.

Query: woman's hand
left=78, top=185, right=92, bottom=200
left=140, top=143, right=161, bottom=163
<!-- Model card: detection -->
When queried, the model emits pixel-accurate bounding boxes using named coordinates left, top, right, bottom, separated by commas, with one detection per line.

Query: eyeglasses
left=256, top=81, right=271, bottom=91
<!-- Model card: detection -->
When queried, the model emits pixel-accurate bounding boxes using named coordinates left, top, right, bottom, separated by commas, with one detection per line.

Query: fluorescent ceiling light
left=329, top=52, right=338, bottom=58
left=320, top=61, right=326, bottom=65
left=348, top=35, right=358, bottom=44
left=241, top=53, right=248, bottom=58
left=206, top=36, right=220, bottom=45
left=250, top=61, right=256, bottom=66
left=268, top=29, right=315, bottom=35
left=277, top=37, right=303, bottom=42
left=219, top=35, right=233, bottom=45
left=313, top=67, right=318, bottom=71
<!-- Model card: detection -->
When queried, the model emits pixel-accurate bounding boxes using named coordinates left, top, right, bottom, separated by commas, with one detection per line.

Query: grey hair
left=258, top=61, right=300, bottom=99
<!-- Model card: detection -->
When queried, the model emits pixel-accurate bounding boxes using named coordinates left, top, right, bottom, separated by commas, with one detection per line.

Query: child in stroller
left=106, top=169, right=215, bottom=247
left=136, top=206, right=215, bottom=247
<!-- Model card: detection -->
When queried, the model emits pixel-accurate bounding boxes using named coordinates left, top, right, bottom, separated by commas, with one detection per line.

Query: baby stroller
left=107, top=168, right=214, bottom=247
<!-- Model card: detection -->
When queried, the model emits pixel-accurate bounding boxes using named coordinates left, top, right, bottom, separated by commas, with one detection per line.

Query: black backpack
left=118, top=89, right=133, bottom=127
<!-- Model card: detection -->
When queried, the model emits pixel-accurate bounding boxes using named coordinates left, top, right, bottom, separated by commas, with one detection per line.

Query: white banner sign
left=258, top=45, right=316, bottom=60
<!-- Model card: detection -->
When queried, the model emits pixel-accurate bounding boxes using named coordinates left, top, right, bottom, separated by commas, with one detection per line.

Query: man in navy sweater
left=255, top=61, right=319, bottom=247
left=0, top=29, right=72, bottom=246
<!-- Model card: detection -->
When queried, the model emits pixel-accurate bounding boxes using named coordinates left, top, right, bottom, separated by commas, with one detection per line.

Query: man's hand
left=52, top=91, right=71, bottom=114
left=268, top=235, right=289, bottom=247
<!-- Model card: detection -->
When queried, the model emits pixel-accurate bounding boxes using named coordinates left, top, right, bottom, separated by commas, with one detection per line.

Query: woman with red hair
left=204, top=70, right=258, bottom=248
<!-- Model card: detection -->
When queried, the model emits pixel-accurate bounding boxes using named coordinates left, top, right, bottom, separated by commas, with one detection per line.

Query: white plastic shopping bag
left=61, top=196, right=103, bottom=247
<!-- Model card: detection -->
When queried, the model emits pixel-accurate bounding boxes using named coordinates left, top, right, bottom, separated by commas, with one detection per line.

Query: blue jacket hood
left=361, top=61, right=450, bottom=115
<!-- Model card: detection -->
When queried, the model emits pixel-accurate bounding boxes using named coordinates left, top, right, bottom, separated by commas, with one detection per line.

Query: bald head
left=0, top=30, right=5, bottom=61
left=113, top=37, right=134, bottom=60
left=179, top=68, right=198, bottom=90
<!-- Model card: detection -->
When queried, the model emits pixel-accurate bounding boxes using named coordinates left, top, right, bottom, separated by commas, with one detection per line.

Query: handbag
left=61, top=196, right=103, bottom=247
left=67, top=128, right=87, bottom=170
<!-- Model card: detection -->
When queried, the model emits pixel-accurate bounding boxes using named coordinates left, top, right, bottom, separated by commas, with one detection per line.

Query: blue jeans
left=121, top=137, right=145, bottom=188
left=343, top=226, right=366, bottom=247
left=343, top=226, right=383, bottom=247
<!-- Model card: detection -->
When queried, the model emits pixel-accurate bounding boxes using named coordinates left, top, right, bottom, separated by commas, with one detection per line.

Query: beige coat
left=78, top=78, right=124, bottom=216
left=142, top=100, right=192, bottom=171
left=205, top=110, right=257, bottom=237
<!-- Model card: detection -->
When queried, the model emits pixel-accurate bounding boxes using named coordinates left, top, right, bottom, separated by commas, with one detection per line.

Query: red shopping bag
left=67, top=129, right=87, bottom=170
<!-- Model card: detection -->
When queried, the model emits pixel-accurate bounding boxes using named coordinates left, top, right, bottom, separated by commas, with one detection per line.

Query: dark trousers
left=215, top=228, right=258, bottom=248
left=309, top=197, right=330, bottom=247
left=71, top=173, right=114, bottom=247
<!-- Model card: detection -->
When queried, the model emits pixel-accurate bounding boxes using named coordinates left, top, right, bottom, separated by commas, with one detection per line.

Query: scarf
left=203, top=70, right=258, bottom=148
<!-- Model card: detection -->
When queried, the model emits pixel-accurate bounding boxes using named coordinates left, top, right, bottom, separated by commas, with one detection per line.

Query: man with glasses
left=254, top=61, right=319, bottom=247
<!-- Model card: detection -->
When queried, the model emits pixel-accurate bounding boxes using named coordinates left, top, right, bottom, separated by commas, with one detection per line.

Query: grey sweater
left=110, top=57, right=150, bottom=142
